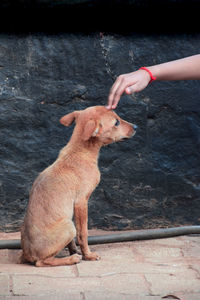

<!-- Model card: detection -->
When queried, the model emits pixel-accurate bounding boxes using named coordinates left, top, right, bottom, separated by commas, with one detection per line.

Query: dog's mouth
left=131, top=131, right=136, bottom=137
left=118, top=132, right=136, bottom=142
left=102, top=130, right=136, bottom=145
left=122, top=130, right=136, bottom=140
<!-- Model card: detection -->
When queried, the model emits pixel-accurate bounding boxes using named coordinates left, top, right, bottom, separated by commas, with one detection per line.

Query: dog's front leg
left=74, top=202, right=100, bottom=261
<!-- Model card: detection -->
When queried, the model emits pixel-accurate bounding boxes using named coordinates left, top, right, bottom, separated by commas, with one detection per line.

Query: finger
left=106, top=93, right=115, bottom=110
left=110, top=85, right=126, bottom=109
left=107, top=77, right=123, bottom=109
left=111, top=77, right=134, bottom=108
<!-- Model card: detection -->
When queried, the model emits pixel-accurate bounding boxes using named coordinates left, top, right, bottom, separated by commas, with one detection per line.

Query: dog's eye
left=115, top=119, right=120, bottom=127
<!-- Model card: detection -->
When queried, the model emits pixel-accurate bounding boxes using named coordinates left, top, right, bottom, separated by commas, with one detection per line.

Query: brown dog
left=21, top=106, right=136, bottom=267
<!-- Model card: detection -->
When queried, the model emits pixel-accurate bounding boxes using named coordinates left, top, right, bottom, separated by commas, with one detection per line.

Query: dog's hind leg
left=35, top=253, right=81, bottom=267
left=67, top=239, right=81, bottom=255
left=31, top=219, right=81, bottom=267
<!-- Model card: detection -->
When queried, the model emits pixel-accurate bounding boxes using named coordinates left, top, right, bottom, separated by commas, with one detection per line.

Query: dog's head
left=60, top=106, right=137, bottom=145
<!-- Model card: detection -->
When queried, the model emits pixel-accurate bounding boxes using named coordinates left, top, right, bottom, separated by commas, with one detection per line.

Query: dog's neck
left=59, top=127, right=102, bottom=164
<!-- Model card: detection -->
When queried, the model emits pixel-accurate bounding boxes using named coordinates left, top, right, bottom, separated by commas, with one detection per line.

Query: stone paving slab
left=0, top=262, right=76, bottom=278
left=0, top=231, right=200, bottom=299
left=0, top=274, right=9, bottom=296
left=77, top=244, right=136, bottom=277
left=85, top=292, right=162, bottom=300
left=145, top=271, right=200, bottom=295
left=1, top=295, right=200, bottom=300
left=0, top=295, right=81, bottom=300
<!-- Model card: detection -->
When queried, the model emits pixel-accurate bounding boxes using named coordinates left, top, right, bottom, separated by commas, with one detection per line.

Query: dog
left=21, top=106, right=137, bottom=267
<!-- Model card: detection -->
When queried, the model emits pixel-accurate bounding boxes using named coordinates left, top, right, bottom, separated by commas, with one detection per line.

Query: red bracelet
left=139, top=67, right=156, bottom=83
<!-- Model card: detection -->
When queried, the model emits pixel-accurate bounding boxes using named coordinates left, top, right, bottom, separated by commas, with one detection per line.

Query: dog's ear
left=60, top=111, right=79, bottom=126
left=82, top=119, right=99, bottom=141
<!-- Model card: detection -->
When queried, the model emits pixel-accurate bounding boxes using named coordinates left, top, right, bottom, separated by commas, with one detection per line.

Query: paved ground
left=0, top=230, right=200, bottom=300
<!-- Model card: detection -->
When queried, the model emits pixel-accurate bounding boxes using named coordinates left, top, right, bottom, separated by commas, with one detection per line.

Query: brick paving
left=0, top=231, right=200, bottom=299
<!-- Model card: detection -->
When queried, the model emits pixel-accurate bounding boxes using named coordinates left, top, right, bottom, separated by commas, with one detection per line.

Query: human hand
left=106, top=69, right=151, bottom=109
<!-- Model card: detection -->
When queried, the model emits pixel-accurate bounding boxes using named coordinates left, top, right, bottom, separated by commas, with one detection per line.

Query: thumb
left=125, top=82, right=143, bottom=94
left=125, top=87, right=132, bottom=94
left=125, top=85, right=137, bottom=94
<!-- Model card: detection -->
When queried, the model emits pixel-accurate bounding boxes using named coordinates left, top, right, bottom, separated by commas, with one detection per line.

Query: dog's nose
left=133, top=124, right=138, bottom=130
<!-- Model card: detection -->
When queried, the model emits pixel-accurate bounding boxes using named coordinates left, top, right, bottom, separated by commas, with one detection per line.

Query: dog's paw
left=70, top=254, right=82, bottom=264
left=83, top=252, right=101, bottom=261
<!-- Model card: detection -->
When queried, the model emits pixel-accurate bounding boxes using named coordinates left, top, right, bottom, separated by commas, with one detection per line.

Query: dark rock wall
left=0, top=2, right=200, bottom=232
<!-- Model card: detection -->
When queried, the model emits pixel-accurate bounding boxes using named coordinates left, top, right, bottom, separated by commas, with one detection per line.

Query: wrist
left=139, top=67, right=156, bottom=83
left=147, top=65, right=160, bottom=79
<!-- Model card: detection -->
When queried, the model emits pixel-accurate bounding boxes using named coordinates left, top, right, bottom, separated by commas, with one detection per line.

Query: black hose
left=0, top=239, right=21, bottom=249
left=0, top=226, right=200, bottom=249
left=87, top=226, right=200, bottom=245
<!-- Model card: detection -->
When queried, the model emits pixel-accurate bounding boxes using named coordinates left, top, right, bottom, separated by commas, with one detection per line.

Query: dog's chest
left=82, top=166, right=100, bottom=187
left=74, top=166, right=100, bottom=202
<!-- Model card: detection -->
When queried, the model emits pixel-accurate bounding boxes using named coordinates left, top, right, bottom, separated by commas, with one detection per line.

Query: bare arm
left=107, top=54, right=200, bottom=109
left=148, top=54, right=200, bottom=81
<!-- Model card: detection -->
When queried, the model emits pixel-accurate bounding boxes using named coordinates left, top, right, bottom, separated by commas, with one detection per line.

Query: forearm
left=148, top=54, right=200, bottom=81
left=107, top=54, right=200, bottom=109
